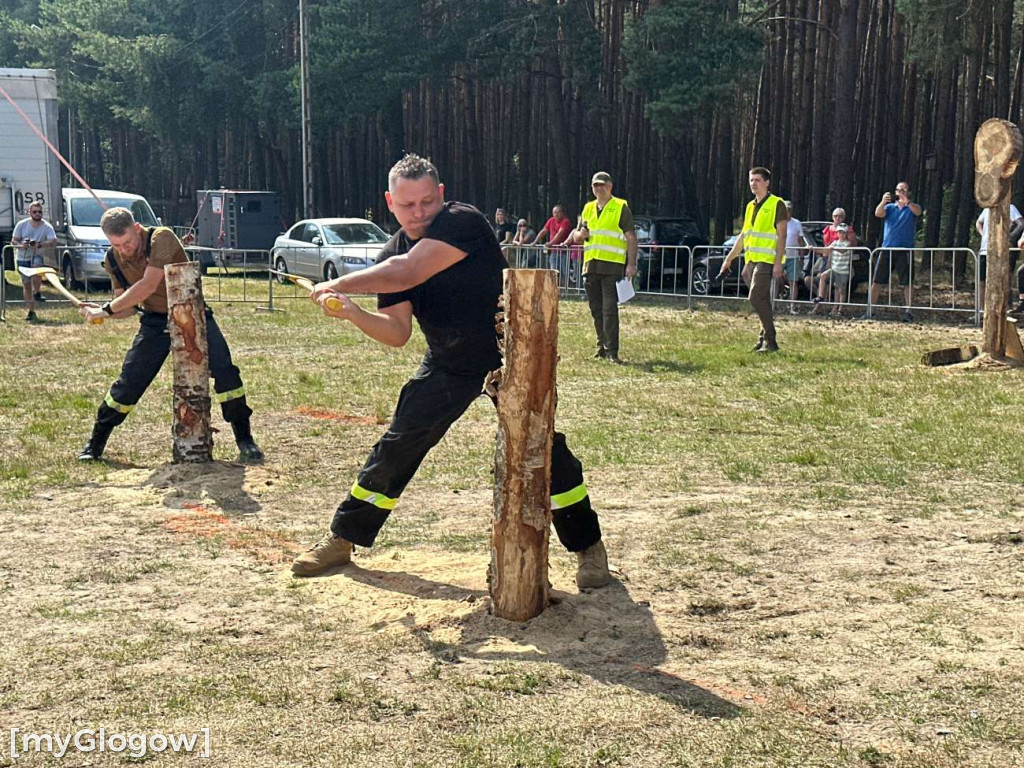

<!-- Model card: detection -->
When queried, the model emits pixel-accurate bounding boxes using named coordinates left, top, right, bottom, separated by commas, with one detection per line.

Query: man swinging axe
left=76, top=207, right=263, bottom=463
left=290, top=154, right=611, bottom=590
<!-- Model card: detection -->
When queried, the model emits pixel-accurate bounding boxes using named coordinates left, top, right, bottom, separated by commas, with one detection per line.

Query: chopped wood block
left=922, top=345, right=980, bottom=366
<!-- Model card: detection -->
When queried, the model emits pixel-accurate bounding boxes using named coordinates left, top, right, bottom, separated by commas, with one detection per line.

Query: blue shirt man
left=866, top=181, right=922, bottom=322
left=881, top=202, right=919, bottom=248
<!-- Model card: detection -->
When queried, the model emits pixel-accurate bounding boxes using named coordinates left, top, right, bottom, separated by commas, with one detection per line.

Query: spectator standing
left=511, top=218, right=536, bottom=267
left=811, top=215, right=857, bottom=316
left=810, top=208, right=859, bottom=311
left=11, top=202, right=58, bottom=321
left=783, top=200, right=810, bottom=313
left=571, top=171, right=638, bottom=363
left=976, top=204, right=1024, bottom=308
left=494, top=208, right=515, bottom=246
left=866, top=181, right=921, bottom=321
left=531, top=204, right=574, bottom=281
left=718, top=167, right=787, bottom=352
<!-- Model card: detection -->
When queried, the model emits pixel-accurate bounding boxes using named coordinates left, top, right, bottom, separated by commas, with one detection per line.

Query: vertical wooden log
left=164, top=262, right=213, bottom=463
left=974, top=119, right=1024, bottom=357
left=491, top=269, right=558, bottom=622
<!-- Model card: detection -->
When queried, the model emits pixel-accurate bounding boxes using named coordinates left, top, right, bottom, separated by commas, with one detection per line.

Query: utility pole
left=299, top=0, right=313, bottom=219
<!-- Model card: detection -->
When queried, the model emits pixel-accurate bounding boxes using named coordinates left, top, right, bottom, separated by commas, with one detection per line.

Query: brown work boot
left=575, top=540, right=611, bottom=589
left=291, top=533, right=353, bottom=576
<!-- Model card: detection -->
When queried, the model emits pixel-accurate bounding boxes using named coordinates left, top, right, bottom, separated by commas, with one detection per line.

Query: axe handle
left=42, top=273, right=103, bottom=324
left=42, top=272, right=85, bottom=306
left=290, top=276, right=342, bottom=312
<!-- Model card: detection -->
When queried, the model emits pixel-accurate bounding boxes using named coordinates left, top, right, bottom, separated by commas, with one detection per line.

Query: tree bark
left=165, top=262, right=213, bottom=464
left=491, top=269, right=558, bottom=622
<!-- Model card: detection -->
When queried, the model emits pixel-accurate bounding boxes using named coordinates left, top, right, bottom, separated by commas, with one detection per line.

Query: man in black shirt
left=291, top=154, right=610, bottom=590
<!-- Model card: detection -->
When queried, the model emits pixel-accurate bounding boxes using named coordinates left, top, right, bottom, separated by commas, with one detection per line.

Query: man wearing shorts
left=866, top=181, right=921, bottom=322
left=11, top=202, right=57, bottom=321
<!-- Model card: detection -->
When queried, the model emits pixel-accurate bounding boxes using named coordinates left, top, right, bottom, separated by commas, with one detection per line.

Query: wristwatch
left=101, top=301, right=115, bottom=316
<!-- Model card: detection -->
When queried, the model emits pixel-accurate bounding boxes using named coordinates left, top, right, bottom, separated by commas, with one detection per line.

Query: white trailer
left=0, top=68, right=62, bottom=242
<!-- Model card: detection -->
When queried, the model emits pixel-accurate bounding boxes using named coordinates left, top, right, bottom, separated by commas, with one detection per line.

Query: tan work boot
left=291, top=533, right=353, bottom=576
left=575, top=540, right=611, bottom=589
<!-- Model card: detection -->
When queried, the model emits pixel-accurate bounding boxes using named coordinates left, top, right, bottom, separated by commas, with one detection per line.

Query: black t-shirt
left=377, top=202, right=508, bottom=376
left=495, top=220, right=515, bottom=244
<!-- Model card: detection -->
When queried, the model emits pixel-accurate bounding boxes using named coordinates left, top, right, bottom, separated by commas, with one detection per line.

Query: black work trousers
left=584, top=272, right=621, bottom=356
left=94, top=309, right=252, bottom=430
left=331, top=362, right=602, bottom=552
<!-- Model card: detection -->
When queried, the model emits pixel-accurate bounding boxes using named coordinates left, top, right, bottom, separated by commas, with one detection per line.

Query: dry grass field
left=0, top=273, right=1022, bottom=767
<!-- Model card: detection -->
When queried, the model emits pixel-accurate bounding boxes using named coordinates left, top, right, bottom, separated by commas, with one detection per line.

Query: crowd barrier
left=1, top=240, right=1017, bottom=328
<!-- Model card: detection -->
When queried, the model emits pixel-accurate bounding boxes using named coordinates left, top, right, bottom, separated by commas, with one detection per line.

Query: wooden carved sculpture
left=974, top=118, right=1023, bottom=357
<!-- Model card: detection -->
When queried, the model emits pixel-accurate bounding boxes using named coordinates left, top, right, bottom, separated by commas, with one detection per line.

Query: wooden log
left=974, top=118, right=1023, bottom=357
left=921, top=345, right=980, bottom=367
left=1005, top=318, right=1024, bottom=364
left=165, top=262, right=213, bottom=463
left=491, top=269, right=558, bottom=622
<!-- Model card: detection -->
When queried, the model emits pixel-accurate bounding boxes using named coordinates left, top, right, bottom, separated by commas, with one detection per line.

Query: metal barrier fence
left=1, top=239, right=1014, bottom=327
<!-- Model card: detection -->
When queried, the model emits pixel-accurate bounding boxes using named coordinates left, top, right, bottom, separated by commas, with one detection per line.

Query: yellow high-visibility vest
left=742, top=195, right=783, bottom=264
left=582, top=196, right=627, bottom=265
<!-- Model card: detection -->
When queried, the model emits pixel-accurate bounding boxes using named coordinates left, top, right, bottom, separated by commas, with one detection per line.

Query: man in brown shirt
left=77, top=207, right=262, bottom=462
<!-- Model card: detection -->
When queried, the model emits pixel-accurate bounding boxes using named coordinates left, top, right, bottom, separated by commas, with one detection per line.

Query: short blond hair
left=100, top=207, right=135, bottom=236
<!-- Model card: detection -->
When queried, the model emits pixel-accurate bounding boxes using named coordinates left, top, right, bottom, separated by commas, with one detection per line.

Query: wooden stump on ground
left=974, top=118, right=1023, bottom=358
left=491, top=269, right=558, bottom=622
left=165, top=262, right=213, bottom=463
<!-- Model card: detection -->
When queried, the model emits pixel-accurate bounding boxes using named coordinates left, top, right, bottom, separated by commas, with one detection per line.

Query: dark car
left=693, top=236, right=745, bottom=297
left=634, top=215, right=708, bottom=293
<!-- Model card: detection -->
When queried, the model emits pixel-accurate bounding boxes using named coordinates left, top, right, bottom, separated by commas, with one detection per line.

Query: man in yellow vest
left=718, top=166, right=788, bottom=352
left=571, top=171, right=638, bottom=363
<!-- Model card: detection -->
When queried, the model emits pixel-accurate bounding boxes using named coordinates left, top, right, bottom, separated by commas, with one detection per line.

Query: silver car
left=271, top=218, right=389, bottom=281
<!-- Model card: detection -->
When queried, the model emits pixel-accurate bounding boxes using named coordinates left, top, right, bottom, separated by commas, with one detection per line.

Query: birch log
left=974, top=119, right=1023, bottom=357
left=165, top=262, right=213, bottom=463
left=491, top=269, right=558, bottom=622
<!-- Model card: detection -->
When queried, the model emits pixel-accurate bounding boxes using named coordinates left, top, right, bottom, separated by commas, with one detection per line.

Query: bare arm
left=313, top=238, right=467, bottom=297
left=102, top=287, right=140, bottom=319
left=550, top=225, right=571, bottom=247
left=80, top=270, right=161, bottom=322
left=874, top=199, right=889, bottom=219
left=908, top=201, right=923, bottom=217
left=107, top=266, right=165, bottom=314
left=720, top=232, right=746, bottom=273
left=316, top=295, right=413, bottom=347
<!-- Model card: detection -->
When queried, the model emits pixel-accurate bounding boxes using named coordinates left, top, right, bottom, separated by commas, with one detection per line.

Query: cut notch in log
left=165, top=261, right=213, bottom=463
left=491, top=269, right=558, bottom=622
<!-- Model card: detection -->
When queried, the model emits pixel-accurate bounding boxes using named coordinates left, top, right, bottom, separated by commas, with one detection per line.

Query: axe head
left=17, top=265, right=58, bottom=278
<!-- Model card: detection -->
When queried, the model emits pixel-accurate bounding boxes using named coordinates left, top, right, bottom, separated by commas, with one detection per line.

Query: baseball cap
left=591, top=171, right=612, bottom=185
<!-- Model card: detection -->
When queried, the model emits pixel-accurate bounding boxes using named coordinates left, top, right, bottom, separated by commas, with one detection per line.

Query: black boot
left=231, top=417, right=264, bottom=463
left=78, top=422, right=114, bottom=461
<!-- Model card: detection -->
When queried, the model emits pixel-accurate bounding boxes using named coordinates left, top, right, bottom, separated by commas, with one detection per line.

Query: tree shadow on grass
left=334, top=562, right=741, bottom=719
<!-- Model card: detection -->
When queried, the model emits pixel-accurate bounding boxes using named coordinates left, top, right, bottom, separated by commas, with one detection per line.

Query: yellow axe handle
left=292, top=276, right=342, bottom=312
left=41, top=273, right=103, bottom=325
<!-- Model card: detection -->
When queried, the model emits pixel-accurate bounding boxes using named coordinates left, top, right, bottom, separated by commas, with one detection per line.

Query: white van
left=52, top=188, right=160, bottom=288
